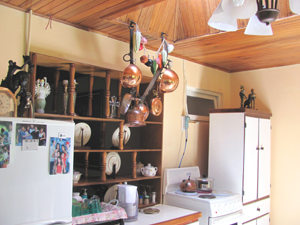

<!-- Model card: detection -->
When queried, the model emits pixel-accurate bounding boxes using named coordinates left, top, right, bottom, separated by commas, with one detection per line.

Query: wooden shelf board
left=34, top=113, right=163, bottom=124
left=74, top=149, right=162, bottom=153
left=145, top=121, right=163, bottom=125
left=73, top=175, right=161, bottom=186
left=34, top=113, right=123, bottom=122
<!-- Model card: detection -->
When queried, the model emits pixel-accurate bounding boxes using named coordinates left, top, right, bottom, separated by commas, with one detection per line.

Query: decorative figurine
left=62, top=80, right=68, bottom=115
left=251, top=89, right=256, bottom=109
left=35, top=77, right=51, bottom=113
left=73, top=79, right=78, bottom=116
left=1, top=55, right=34, bottom=117
left=244, top=88, right=256, bottom=109
left=239, top=85, right=247, bottom=108
left=109, top=96, right=120, bottom=118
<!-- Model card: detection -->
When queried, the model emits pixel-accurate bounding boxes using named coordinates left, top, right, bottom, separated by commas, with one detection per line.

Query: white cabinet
left=243, top=214, right=269, bottom=225
left=243, top=116, right=271, bottom=203
left=208, top=109, right=271, bottom=223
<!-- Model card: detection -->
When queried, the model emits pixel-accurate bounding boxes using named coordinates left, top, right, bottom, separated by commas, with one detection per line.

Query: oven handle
left=209, top=210, right=244, bottom=225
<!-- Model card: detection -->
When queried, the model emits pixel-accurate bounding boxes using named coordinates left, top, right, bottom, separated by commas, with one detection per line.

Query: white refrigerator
left=0, top=117, right=75, bottom=225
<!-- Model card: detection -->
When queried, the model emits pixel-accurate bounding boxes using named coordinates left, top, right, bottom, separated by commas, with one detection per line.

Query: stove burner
left=197, top=189, right=212, bottom=194
left=198, top=195, right=216, bottom=199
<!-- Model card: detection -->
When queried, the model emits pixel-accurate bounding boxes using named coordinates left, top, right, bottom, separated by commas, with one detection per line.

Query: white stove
left=163, top=167, right=243, bottom=225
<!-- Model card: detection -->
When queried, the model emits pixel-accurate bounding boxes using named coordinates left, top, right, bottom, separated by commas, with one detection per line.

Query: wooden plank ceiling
left=1, top=0, right=300, bottom=72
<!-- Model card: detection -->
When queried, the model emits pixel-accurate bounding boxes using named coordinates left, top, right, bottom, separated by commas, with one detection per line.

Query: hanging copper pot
left=159, top=69, right=179, bottom=93
left=150, top=97, right=162, bottom=116
left=121, top=64, right=142, bottom=88
left=124, top=107, right=146, bottom=127
left=122, top=21, right=142, bottom=89
left=133, top=102, right=149, bottom=121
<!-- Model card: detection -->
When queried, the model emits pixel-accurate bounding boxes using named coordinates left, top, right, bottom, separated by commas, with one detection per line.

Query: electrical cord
left=178, top=128, right=188, bottom=168
left=178, top=59, right=189, bottom=168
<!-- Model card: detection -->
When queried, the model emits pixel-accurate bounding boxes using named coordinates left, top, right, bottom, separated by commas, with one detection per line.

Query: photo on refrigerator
left=15, top=123, right=47, bottom=146
left=49, top=137, right=71, bottom=175
left=0, top=144, right=10, bottom=168
left=0, top=121, right=12, bottom=145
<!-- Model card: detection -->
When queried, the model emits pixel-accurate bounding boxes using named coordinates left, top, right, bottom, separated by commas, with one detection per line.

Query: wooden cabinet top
left=209, top=108, right=272, bottom=119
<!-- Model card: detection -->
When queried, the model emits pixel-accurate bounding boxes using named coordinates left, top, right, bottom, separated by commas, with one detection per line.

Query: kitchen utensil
left=150, top=97, right=162, bottom=116
left=159, top=69, right=179, bottom=93
left=133, top=101, right=149, bottom=121
left=180, top=175, right=197, bottom=192
left=121, top=64, right=142, bottom=88
left=105, top=152, right=121, bottom=175
left=124, top=107, right=146, bottom=127
left=141, top=163, right=158, bottom=177
left=112, top=125, right=131, bottom=148
left=150, top=89, right=162, bottom=116
left=120, top=93, right=133, bottom=115
left=195, top=175, right=214, bottom=192
left=122, top=21, right=142, bottom=89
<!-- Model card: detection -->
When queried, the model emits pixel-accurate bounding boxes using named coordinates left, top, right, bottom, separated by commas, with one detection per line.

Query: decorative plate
left=105, top=152, right=121, bottom=175
left=104, top=184, right=118, bottom=203
left=112, top=126, right=131, bottom=148
left=74, top=123, right=91, bottom=146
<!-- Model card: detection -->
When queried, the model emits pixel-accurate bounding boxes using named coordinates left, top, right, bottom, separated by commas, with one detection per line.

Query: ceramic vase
left=35, top=98, right=46, bottom=113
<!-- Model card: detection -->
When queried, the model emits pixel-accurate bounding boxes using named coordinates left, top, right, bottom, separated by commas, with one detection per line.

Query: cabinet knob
left=256, top=147, right=259, bottom=150
left=260, top=147, right=264, bottom=150
left=257, top=207, right=261, bottom=211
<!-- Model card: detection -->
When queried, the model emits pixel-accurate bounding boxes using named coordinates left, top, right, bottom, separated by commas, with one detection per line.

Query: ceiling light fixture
left=289, top=0, right=300, bottom=14
left=244, top=14, right=273, bottom=35
left=208, top=3, right=238, bottom=32
left=222, top=0, right=257, bottom=19
left=256, top=0, right=280, bottom=25
left=208, top=0, right=284, bottom=36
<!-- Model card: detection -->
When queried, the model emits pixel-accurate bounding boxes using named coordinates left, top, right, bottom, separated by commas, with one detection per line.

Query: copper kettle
left=180, top=175, right=197, bottom=192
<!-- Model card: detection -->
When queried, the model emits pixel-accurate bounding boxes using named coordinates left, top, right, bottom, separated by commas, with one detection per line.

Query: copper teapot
left=180, top=175, right=197, bottom=192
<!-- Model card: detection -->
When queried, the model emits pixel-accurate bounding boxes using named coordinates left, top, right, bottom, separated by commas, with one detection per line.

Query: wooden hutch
left=29, top=52, right=163, bottom=208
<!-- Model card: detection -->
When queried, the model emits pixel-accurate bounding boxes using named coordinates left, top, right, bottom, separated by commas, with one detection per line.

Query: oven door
left=209, top=210, right=243, bottom=225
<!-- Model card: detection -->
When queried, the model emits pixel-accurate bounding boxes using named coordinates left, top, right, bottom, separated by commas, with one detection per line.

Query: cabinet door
left=243, top=116, right=259, bottom=203
left=258, top=119, right=271, bottom=199
left=257, top=214, right=269, bottom=225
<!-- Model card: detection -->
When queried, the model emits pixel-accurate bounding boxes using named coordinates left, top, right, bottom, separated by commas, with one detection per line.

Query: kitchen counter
left=125, top=204, right=201, bottom=225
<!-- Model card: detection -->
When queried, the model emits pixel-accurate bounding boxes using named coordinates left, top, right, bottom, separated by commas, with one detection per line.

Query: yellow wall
left=231, top=66, right=300, bottom=225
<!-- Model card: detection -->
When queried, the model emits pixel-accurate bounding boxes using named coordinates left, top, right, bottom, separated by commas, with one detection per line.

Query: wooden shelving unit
left=29, top=52, right=164, bottom=206
left=74, top=175, right=161, bottom=187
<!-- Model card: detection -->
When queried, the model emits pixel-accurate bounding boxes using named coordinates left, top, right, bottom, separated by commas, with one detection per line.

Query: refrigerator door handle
left=45, top=221, right=72, bottom=225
